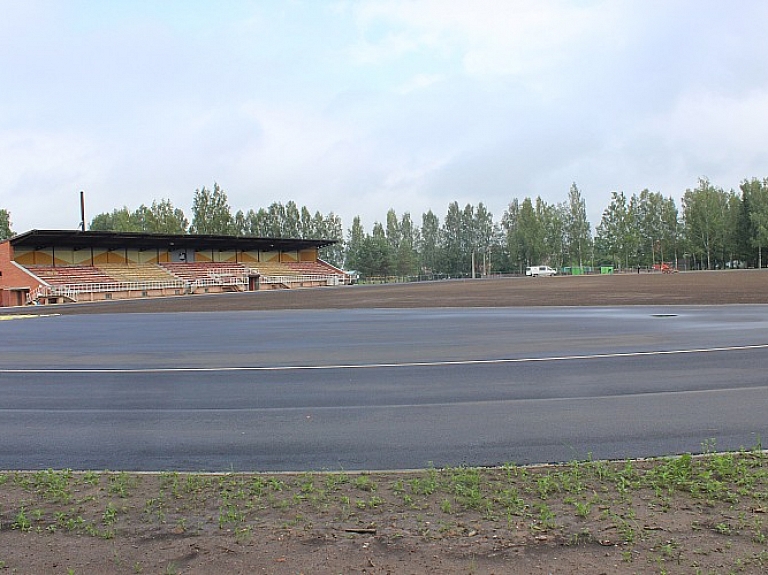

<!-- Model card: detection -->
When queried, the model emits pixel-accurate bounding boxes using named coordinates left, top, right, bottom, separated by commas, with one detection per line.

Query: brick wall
left=0, top=240, right=43, bottom=306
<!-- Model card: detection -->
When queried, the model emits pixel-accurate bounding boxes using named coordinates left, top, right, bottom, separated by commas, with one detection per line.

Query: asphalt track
left=1, top=305, right=767, bottom=471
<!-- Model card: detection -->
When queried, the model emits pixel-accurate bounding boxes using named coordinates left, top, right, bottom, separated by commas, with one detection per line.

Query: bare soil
left=2, top=269, right=768, bottom=574
left=13, top=269, right=768, bottom=316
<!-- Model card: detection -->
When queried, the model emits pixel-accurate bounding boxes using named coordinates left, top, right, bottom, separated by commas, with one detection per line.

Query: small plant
left=410, top=468, right=438, bottom=496
left=714, top=522, right=732, bottom=535
left=532, top=504, right=558, bottom=531
left=30, top=469, right=73, bottom=503
left=235, top=525, right=253, bottom=544
left=12, top=508, right=31, bottom=532
left=299, top=475, right=316, bottom=494
left=81, top=471, right=100, bottom=486
left=574, top=500, right=591, bottom=518
left=615, top=517, right=637, bottom=545
left=353, top=474, right=376, bottom=492
left=324, top=472, right=350, bottom=490
left=536, top=474, right=558, bottom=500
left=102, top=502, right=118, bottom=525
left=108, top=472, right=137, bottom=498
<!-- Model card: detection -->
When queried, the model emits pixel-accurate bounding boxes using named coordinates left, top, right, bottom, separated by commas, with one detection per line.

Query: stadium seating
left=27, top=265, right=117, bottom=286
left=159, top=261, right=249, bottom=282
left=97, top=263, right=178, bottom=283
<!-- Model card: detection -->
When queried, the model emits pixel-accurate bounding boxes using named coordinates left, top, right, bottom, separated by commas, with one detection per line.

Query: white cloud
left=2, top=0, right=768, bottom=236
left=394, top=73, right=445, bottom=95
left=0, top=130, right=107, bottom=231
left=349, top=0, right=625, bottom=79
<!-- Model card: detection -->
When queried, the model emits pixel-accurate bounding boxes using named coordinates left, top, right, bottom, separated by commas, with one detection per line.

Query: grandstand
left=0, top=229, right=348, bottom=307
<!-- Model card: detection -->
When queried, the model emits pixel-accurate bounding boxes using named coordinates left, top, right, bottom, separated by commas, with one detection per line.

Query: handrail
left=27, top=271, right=347, bottom=303
left=260, top=274, right=341, bottom=284
left=191, top=276, right=248, bottom=288
left=47, top=279, right=186, bottom=294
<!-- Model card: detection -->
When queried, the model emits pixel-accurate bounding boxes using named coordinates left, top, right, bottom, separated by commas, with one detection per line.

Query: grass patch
left=0, top=446, right=766, bottom=573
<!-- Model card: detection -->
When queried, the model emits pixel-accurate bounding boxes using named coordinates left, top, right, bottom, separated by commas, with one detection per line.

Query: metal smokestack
left=80, top=191, right=86, bottom=231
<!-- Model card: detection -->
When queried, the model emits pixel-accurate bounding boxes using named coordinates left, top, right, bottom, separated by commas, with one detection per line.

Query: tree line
left=2, top=176, right=768, bottom=276
left=88, top=183, right=345, bottom=266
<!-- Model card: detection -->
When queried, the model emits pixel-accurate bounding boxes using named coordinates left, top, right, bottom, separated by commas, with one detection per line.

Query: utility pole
left=79, top=191, right=86, bottom=231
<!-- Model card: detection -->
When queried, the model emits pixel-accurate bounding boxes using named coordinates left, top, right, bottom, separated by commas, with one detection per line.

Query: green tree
left=501, top=199, right=522, bottom=273
left=141, top=199, right=188, bottom=233
left=355, top=222, right=393, bottom=277
left=394, top=212, right=419, bottom=276
left=190, top=183, right=234, bottom=235
left=682, top=178, right=735, bottom=269
left=385, top=209, right=401, bottom=254
left=473, top=202, right=496, bottom=276
left=283, top=201, right=301, bottom=238
left=741, top=178, right=768, bottom=268
left=299, top=206, right=313, bottom=239
left=517, top=197, right=546, bottom=266
left=659, top=196, right=681, bottom=268
left=242, top=208, right=270, bottom=236
left=565, top=183, right=591, bottom=268
left=441, top=202, right=467, bottom=276
left=318, top=212, right=344, bottom=267
left=418, top=210, right=441, bottom=275
left=596, top=191, right=635, bottom=268
left=722, top=191, right=742, bottom=266
left=265, top=202, right=286, bottom=236
left=90, top=200, right=187, bottom=233
left=0, top=209, right=13, bottom=240
left=345, top=216, right=366, bottom=271
left=543, top=201, right=566, bottom=269
left=90, top=207, right=138, bottom=231
left=233, top=209, right=247, bottom=236
left=631, top=189, right=668, bottom=267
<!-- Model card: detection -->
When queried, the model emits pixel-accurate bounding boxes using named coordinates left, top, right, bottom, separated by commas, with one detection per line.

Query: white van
left=525, top=265, right=557, bottom=277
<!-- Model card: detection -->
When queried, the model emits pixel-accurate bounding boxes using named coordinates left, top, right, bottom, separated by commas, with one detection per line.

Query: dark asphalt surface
left=1, top=306, right=767, bottom=471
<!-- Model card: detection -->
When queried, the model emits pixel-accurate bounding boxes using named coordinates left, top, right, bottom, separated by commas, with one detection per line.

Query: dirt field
left=2, top=270, right=768, bottom=574
left=7, top=268, right=768, bottom=316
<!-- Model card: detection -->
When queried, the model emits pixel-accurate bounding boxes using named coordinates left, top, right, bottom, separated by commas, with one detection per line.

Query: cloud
left=2, top=0, right=768, bottom=236
left=0, top=129, right=108, bottom=230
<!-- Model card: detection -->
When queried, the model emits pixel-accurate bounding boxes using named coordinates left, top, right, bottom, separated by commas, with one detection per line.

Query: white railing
left=34, top=279, right=186, bottom=299
left=27, top=270, right=348, bottom=303
left=60, top=280, right=185, bottom=293
left=191, top=276, right=248, bottom=290
left=260, top=274, right=342, bottom=286
left=27, top=284, right=51, bottom=304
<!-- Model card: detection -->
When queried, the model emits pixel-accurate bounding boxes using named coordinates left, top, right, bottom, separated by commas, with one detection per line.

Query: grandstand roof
left=8, top=229, right=337, bottom=252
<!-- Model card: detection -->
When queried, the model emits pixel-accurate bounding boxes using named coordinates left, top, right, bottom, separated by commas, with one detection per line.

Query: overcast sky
left=2, top=1, right=767, bottom=235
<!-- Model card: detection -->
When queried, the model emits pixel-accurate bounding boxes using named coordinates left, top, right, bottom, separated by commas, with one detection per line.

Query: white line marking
left=2, top=343, right=767, bottom=374
left=0, top=314, right=59, bottom=321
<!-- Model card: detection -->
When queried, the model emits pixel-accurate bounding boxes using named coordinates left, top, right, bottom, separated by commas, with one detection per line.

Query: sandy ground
left=6, top=269, right=768, bottom=316
left=1, top=269, right=768, bottom=574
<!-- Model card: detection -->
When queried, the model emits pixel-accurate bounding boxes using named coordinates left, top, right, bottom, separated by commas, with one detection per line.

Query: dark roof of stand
left=8, top=230, right=336, bottom=252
